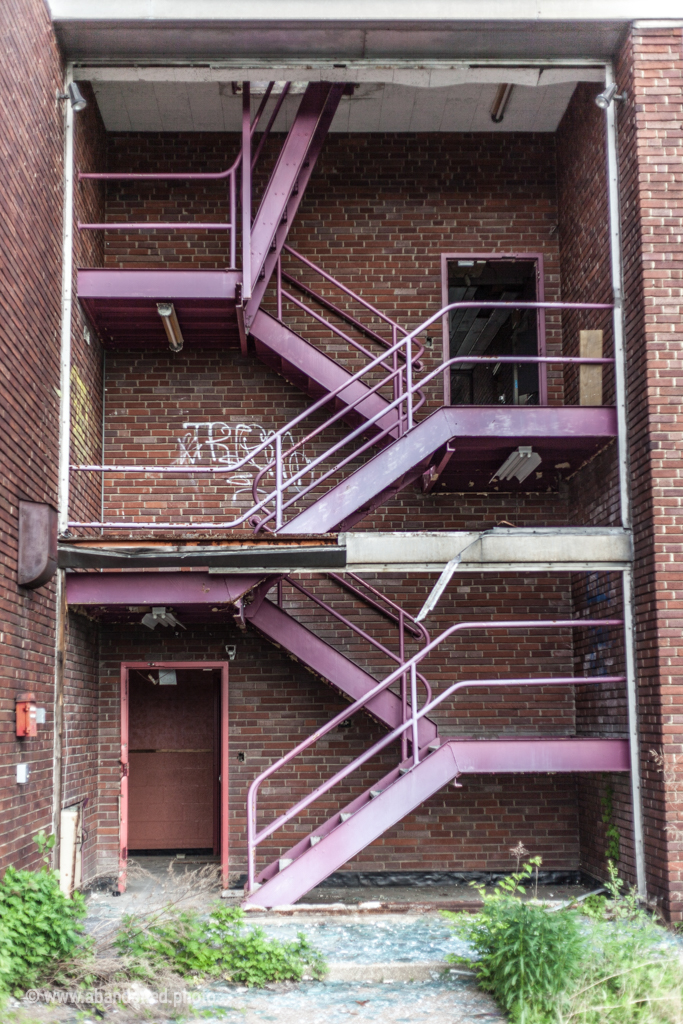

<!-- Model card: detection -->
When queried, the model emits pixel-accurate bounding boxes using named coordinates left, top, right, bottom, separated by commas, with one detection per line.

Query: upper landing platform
left=78, top=269, right=241, bottom=349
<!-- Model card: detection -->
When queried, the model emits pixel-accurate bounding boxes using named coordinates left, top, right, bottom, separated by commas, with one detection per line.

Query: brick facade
left=0, top=0, right=64, bottom=872
left=3, top=8, right=683, bottom=915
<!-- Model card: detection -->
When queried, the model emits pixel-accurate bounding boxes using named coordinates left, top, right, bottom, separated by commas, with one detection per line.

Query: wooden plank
left=580, top=329, right=603, bottom=406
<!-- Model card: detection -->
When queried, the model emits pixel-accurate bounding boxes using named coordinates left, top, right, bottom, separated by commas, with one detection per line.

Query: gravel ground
left=17, top=854, right=596, bottom=1022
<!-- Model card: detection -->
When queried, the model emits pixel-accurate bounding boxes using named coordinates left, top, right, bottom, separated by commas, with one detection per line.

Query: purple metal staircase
left=244, top=617, right=630, bottom=907
left=242, top=576, right=438, bottom=748
left=245, top=83, right=345, bottom=322
left=280, top=402, right=617, bottom=534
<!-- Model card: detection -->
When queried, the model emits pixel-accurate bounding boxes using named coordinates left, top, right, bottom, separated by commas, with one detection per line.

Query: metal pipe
left=276, top=257, right=282, bottom=321
left=241, top=83, right=252, bottom=300
left=604, top=63, right=631, bottom=533
left=622, top=567, right=646, bottom=896
left=78, top=222, right=233, bottom=231
left=400, top=610, right=408, bottom=762
left=229, top=171, right=236, bottom=269
left=275, top=434, right=283, bottom=529
left=410, top=664, right=419, bottom=763
left=58, top=64, right=75, bottom=536
left=603, top=61, right=645, bottom=897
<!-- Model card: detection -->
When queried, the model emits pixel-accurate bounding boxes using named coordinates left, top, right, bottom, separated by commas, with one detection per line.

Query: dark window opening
left=448, top=259, right=539, bottom=406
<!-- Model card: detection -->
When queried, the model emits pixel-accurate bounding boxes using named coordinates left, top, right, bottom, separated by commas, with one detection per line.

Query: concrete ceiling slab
left=90, top=79, right=585, bottom=133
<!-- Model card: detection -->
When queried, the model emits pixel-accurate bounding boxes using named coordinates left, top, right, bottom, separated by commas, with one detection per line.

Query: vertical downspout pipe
left=603, top=60, right=646, bottom=897
left=53, top=62, right=75, bottom=862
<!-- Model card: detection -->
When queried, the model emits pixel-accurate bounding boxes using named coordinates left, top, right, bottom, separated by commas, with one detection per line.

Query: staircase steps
left=248, top=742, right=459, bottom=905
left=249, top=309, right=401, bottom=441
left=245, top=737, right=630, bottom=907
left=279, top=405, right=618, bottom=534
left=244, top=595, right=437, bottom=747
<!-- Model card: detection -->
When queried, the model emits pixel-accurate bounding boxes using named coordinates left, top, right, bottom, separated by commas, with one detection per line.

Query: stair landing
left=78, top=268, right=242, bottom=349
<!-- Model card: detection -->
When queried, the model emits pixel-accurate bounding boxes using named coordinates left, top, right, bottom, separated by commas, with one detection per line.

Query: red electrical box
left=16, top=692, right=37, bottom=738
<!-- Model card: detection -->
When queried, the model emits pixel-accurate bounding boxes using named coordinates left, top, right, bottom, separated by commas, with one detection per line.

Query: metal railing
left=245, top=616, right=624, bottom=892
left=67, top=299, right=613, bottom=533
left=279, top=572, right=431, bottom=761
left=276, top=245, right=426, bottom=425
left=77, top=82, right=288, bottom=271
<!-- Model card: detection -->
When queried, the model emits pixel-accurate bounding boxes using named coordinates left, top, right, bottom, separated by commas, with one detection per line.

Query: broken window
left=447, top=258, right=540, bottom=406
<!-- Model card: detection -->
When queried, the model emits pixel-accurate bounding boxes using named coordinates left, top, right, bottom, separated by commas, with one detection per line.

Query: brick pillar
left=618, top=25, right=683, bottom=918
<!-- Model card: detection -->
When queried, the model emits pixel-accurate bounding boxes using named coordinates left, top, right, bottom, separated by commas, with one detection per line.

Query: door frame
left=440, top=251, right=547, bottom=406
left=118, top=661, right=230, bottom=892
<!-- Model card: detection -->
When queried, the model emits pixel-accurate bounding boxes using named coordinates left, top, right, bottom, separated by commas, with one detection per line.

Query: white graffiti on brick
left=175, top=421, right=313, bottom=497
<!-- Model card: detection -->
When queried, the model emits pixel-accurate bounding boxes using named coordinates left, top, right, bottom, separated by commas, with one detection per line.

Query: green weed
left=114, top=904, right=327, bottom=987
left=0, top=833, right=90, bottom=997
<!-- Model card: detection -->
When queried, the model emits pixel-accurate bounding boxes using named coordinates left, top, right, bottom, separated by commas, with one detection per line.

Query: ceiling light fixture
left=490, top=83, right=514, bottom=124
left=157, top=303, right=184, bottom=352
left=594, top=83, right=626, bottom=109
left=491, top=446, right=542, bottom=484
left=141, top=606, right=186, bottom=630
left=57, top=82, right=87, bottom=112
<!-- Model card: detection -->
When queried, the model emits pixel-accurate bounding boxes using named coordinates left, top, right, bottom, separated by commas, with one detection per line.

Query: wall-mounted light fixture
left=157, top=303, right=185, bottom=352
left=594, top=83, right=627, bottom=109
left=57, top=82, right=87, bottom=112
left=141, top=606, right=186, bottom=630
left=490, top=83, right=514, bottom=124
left=491, top=446, right=542, bottom=484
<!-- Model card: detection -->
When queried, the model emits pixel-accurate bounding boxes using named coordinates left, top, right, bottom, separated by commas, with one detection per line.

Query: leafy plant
left=559, top=916, right=683, bottom=1024
left=114, top=904, right=327, bottom=987
left=0, top=833, right=90, bottom=996
left=444, top=858, right=586, bottom=1023
left=601, top=781, right=620, bottom=863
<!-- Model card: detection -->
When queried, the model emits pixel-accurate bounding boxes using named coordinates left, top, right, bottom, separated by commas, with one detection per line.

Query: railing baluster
left=410, top=664, right=420, bottom=764
left=405, top=333, right=413, bottom=431
left=277, top=256, right=282, bottom=321
left=400, top=609, right=408, bottom=762
left=229, top=170, right=236, bottom=270
left=275, top=434, right=283, bottom=529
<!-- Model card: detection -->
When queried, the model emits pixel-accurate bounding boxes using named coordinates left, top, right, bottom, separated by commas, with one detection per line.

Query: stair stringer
left=280, top=407, right=454, bottom=534
left=246, top=742, right=459, bottom=907
left=244, top=596, right=437, bottom=747
left=247, top=83, right=345, bottom=321
left=249, top=309, right=401, bottom=441
left=245, top=736, right=630, bottom=907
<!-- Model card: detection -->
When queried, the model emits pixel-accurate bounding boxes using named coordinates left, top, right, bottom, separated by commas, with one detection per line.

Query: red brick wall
left=100, top=130, right=589, bottom=533
left=616, top=26, right=683, bottom=919
left=62, top=614, right=100, bottom=880
left=84, top=124, right=633, bottom=882
left=555, top=84, right=635, bottom=885
left=0, top=10, right=107, bottom=874
left=0, top=0, right=64, bottom=872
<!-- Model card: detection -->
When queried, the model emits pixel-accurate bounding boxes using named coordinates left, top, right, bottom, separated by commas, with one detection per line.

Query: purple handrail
left=284, top=575, right=432, bottom=705
left=67, top=299, right=613, bottom=531
left=77, top=82, right=276, bottom=182
left=77, top=81, right=285, bottom=271
left=245, top=616, right=624, bottom=891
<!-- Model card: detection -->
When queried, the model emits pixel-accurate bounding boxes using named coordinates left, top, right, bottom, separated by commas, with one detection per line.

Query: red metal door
left=119, top=662, right=229, bottom=892
left=127, top=668, right=218, bottom=850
